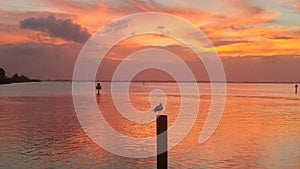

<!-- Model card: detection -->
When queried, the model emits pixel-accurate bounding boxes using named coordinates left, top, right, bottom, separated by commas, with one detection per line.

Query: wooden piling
left=96, top=83, right=101, bottom=96
left=156, top=115, right=168, bottom=169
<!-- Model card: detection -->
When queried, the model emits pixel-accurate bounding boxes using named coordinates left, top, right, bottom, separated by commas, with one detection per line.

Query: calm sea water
left=0, top=82, right=299, bottom=168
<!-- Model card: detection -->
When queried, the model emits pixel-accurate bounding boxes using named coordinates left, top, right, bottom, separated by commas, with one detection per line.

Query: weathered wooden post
left=96, top=83, right=101, bottom=96
left=156, top=115, right=168, bottom=169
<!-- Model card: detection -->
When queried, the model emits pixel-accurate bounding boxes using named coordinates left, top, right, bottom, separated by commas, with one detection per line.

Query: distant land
left=43, top=79, right=298, bottom=84
left=0, top=67, right=41, bottom=85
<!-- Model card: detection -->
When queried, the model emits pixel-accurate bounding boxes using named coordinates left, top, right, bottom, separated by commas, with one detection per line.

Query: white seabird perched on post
left=153, top=103, right=163, bottom=115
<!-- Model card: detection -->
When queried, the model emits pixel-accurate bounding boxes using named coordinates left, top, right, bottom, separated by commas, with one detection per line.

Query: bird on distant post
left=153, top=103, right=163, bottom=115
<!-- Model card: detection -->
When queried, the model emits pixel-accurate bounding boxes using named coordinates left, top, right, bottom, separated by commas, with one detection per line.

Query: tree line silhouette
left=0, top=67, right=40, bottom=85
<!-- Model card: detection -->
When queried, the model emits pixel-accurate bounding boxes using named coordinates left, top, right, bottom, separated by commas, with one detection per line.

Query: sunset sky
left=0, top=0, right=300, bottom=82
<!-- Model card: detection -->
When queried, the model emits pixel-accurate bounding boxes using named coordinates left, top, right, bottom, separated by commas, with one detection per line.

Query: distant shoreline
left=0, top=79, right=41, bottom=85
left=42, top=80, right=298, bottom=84
left=0, top=67, right=41, bottom=85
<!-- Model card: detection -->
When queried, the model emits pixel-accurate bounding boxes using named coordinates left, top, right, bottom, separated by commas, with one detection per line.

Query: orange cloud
left=292, top=2, right=300, bottom=10
left=0, top=0, right=299, bottom=82
left=0, top=0, right=298, bottom=59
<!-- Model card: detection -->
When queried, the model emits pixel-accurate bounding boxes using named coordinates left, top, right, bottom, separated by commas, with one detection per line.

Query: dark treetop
left=0, top=67, right=40, bottom=85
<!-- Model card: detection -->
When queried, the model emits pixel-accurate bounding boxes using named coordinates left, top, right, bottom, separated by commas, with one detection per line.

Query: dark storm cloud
left=20, top=15, right=91, bottom=43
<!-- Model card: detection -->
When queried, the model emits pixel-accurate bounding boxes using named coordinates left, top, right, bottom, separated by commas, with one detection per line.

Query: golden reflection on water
left=0, top=82, right=299, bottom=168
left=95, top=87, right=300, bottom=168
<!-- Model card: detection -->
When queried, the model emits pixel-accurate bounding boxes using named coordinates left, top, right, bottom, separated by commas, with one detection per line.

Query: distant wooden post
left=156, top=115, right=168, bottom=169
left=96, top=83, right=101, bottom=96
left=295, top=84, right=298, bottom=94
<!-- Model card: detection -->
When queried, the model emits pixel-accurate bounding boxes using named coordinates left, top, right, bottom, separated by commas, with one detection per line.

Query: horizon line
left=42, top=79, right=299, bottom=84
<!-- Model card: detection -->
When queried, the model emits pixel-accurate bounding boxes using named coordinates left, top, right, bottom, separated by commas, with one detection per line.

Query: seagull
left=153, top=103, right=163, bottom=115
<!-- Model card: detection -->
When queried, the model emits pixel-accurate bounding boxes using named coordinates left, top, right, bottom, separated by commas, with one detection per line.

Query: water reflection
left=0, top=82, right=299, bottom=168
